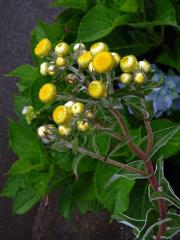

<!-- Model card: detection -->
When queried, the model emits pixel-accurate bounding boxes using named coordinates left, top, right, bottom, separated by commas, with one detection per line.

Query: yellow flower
left=134, top=72, right=145, bottom=85
left=111, top=52, right=121, bottom=66
left=56, top=57, right=66, bottom=67
left=53, top=106, right=72, bottom=125
left=71, top=102, right=85, bottom=115
left=120, top=55, right=138, bottom=73
left=88, top=80, right=107, bottom=99
left=90, top=42, right=109, bottom=56
left=77, top=120, right=89, bottom=132
left=34, top=39, right=52, bottom=57
left=92, top=51, right=114, bottom=73
left=55, top=42, right=70, bottom=56
left=119, top=73, right=132, bottom=85
left=39, top=83, right=57, bottom=103
left=78, top=51, right=92, bottom=69
left=58, top=125, right=72, bottom=136
left=138, top=60, right=151, bottom=73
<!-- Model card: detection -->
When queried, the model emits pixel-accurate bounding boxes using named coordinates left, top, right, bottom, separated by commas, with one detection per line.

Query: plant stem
left=61, top=140, right=146, bottom=175
left=109, top=108, right=167, bottom=240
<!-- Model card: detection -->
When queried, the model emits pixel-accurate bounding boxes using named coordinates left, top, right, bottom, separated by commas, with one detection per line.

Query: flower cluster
left=146, top=67, right=180, bottom=117
left=23, top=39, right=154, bottom=142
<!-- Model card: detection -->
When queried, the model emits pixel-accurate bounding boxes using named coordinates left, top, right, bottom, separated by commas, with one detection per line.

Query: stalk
left=109, top=108, right=167, bottom=240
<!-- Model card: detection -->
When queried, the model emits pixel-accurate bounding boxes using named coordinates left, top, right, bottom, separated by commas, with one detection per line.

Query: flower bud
left=77, top=120, right=89, bottom=132
left=90, top=42, right=109, bottom=56
left=56, top=57, right=66, bottom=67
left=39, top=83, right=57, bottom=103
left=88, top=80, right=107, bottom=99
left=37, top=124, right=56, bottom=143
left=88, top=62, right=95, bottom=72
left=85, top=110, right=94, bottom=119
left=138, top=60, right=151, bottom=73
left=120, top=55, right=138, bottom=73
left=40, top=62, right=49, bottom=76
left=66, top=74, right=77, bottom=84
left=73, top=43, right=86, bottom=52
left=58, top=125, right=72, bottom=136
left=92, top=51, right=115, bottom=73
left=71, top=102, right=85, bottom=115
left=119, top=73, right=132, bottom=85
left=78, top=51, right=92, bottom=69
left=111, top=52, right=121, bottom=66
left=64, top=101, right=74, bottom=108
left=48, top=65, right=56, bottom=76
left=22, top=106, right=34, bottom=115
left=55, top=42, right=70, bottom=56
left=134, top=72, right=145, bottom=85
left=53, top=106, right=72, bottom=125
left=34, top=38, right=52, bottom=57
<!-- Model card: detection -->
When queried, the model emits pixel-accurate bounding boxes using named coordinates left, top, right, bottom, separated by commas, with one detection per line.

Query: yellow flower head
left=55, top=42, right=70, bottom=56
left=77, top=120, right=89, bottom=132
left=111, top=52, right=121, bottom=66
left=133, top=72, right=145, bottom=85
left=34, top=39, right=52, bottom=57
left=90, top=42, right=109, bottom=56
left=92, top=51, right=115, bottom=73
left=71, top=102, right=85, bottom=115
left=120, top=55, right=138, bottom=73
left=78, top=51, right=92, bottom=69
left=39, top=83, right=57, bottom=103
left=119, top=73, right=132, bottom=85
left=88, top=80, right=107, bottom=99
left=58, top=125, right=72, bottom=136
left=53, top=106, right=72, bottom=125
left=56, top=56, right=66, bottom=67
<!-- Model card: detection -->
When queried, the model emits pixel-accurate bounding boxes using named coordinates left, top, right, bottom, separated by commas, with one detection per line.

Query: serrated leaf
left=77, top=4, right=131, bottom=42
left=94, top=163, right=135, bottom=214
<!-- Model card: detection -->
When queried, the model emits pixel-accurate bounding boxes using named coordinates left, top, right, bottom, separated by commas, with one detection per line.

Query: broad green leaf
left=162, top=212, right=180, bottom=239
left=7, top=64, right=40, bottom=91
left=130, top=0, right=179, bottom=29
left=93, top=132, right=111, bottom=156
left=9, top=120, right=47, bottom=164
left=51, top=0, right=87, bottom=10
left=1, top=175, right=26, bottom=198
left=7, top=158, right=44, bottom=175
left=72, top=154, right=84, bottom=179
left=94, top=163, right=135, bottom=214
left=156, top=37, right=180, bottom=72
left=77, top=4, right=131, bottom=42
left=120, top=0, right=138, bottom=13
left=149, top=125, right=180, bottom=160
left=13, top=172, right=50, bottom=214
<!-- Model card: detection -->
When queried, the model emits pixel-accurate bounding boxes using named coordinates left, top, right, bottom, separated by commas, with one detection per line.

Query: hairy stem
left=61, top=140, right=146, bottom=175
left=109, top=108, right=167, bottom=240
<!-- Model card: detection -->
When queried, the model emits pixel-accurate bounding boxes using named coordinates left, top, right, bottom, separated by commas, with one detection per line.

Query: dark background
left=0, top=1, right=179, bottom=240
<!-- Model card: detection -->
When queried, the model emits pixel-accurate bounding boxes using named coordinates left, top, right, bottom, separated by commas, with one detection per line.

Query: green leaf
left=149, top=124, right=180, bottom=160
left=120, top=0, right=138, bottom=13
left=1, top=175, right=26, bottom=198
left=31, top=21, right=64, bottom=64
left=77, top=4, right=131, bottom=42
left=94, top=163, right=135, bottom=214
left=7, top=64, right=40, bottom=91
left=130, top=0, right=179, bottom=29
left=13, top=172, right=49, bottom=214
left=93, top=132, right=111, bottom=156
left=9, top=120, right=47, bottom=164
left=51, top=0, right=87, bottom=10
left=156, top=37, right=180, bottom=72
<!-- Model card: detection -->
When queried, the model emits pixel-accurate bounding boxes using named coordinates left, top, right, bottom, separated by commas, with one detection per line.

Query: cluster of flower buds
left=52, top=101, right=94, bottom=136
left=119, top=56, right=151, bottom=85
left=23, top=39, right=153, bottom=141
